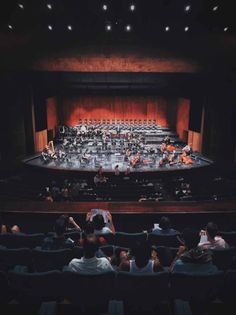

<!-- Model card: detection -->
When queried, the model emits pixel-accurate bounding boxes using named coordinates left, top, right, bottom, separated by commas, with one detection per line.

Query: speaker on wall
left=188, top=99, right=203, bottom=133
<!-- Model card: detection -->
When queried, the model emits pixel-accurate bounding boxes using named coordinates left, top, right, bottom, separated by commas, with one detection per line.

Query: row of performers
left=41, top=140, right=193, bottom=167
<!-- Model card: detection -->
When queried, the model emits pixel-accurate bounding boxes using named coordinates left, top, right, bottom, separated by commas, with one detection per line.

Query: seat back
left=148, top=233, right=182, bottom=247
left=64, top=230, right=81, bottom=241
left=32, top=248, right=73, bottom=271
left=8, top=270, right=63, bottom=303
left=114, top=232, right=147, bottom=248
left=116, top=271, right=170, bottom=306
left=155, top=246, right=178, bottom=267
left=0, top=271, right=9, bottom=303
left=0, top=247, right=32, bottom=271
left=0, top=233, right=44, bottom=249
left=211, top=247, right=236, bottom=270
left=63, top=270, right=116, bottom=307
left=170, top=271, right=224, bottom=301
left=219, top=270, right=236, bottom=303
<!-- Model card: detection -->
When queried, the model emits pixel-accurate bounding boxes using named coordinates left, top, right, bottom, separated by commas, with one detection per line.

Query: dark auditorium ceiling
left=0, top=0, right=236, bottom=73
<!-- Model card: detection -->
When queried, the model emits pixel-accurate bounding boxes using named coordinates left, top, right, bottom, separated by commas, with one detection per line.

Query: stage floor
left=23, top=151, right=213, bottom=173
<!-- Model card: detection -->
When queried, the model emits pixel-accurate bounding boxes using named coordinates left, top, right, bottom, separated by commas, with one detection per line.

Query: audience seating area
left=1, top=223, right=236, bottom=315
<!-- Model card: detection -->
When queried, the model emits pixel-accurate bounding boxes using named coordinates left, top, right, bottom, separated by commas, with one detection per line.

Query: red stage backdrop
left=60, top=95, right=179, bottom=128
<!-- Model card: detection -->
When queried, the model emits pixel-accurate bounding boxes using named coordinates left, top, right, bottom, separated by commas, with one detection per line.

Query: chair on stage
left=143, top=119, right=147, bottom=124
left=89, top=118, right=92, bottom=124
left=107, top=119, right=110, bottom=124
left=102, top=119, right=106, bottom=124
left=129, top=119, right=133, bottom=124
left=93, top=118, right=97, bottom=124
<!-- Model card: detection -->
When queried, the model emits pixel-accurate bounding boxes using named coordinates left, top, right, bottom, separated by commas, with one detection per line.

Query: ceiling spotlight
left=224, top=27, right=229, bottom=32
left=105, top=24, right=112, bottom=31
left=8, top=24, right=13, bottom=30
left=165, top=26, right=170, bottom=32
left=48, top=25, right=53, bottom=31
left=126, top=24, right=132, bottom=31
left=184, top=26, right=189, bottom=32
left=47, top=3, right=52, bottom=10
left=130, top=4, right=136, bottom=11
left=102, top=4, right=108, bottom=11
left=213, top=6, right=219, bottom=11
left=184, top=5, right=191, bottom=12
left=18, top=3, right=24, bottom=9
left=67, top=25, right=72, bottom=31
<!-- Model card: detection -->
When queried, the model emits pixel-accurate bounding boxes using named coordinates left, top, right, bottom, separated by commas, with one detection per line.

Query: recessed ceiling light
left=47, top=3, right=52, bottom=10
left=18, top=3, right=24, bottom=9
left=213, top=6, right=219, bottom=11
left=185, top=26, right=189, bottom=32
left=185, top=5, right=191, bottom=12
left=224, top=27, right=229, bottom=32
left=105, top=24, right=112, bottom=31
left=130, top=4, right=135, bottom=11
left=67, top=25, right=72, bottom=31
left=102, top=4, right=108, bottom=11
left=165, top=26, right=170, bottom=32
left=48, top=25, right=53, bottom=30
left=8, top=24, right=13, bottom=30
left=126, top=24, right=132, bottom=31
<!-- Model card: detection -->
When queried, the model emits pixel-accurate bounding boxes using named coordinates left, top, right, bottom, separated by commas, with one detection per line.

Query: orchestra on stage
left=41, top=122, right=193, bottom=170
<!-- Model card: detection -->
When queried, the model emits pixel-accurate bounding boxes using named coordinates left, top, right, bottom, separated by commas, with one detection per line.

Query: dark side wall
left=202, top=92, right=235, bottom=163
left=0, top=74, right=34, bottom=169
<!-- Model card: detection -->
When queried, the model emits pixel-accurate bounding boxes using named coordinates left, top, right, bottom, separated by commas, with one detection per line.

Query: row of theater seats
left=1, top=268, right=235, bottom=314
left=1, top=244, right=236, bottom=272
left=1, top=230, right=236, bottom=248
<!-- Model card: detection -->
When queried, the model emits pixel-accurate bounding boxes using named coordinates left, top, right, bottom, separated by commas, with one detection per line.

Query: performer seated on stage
left=42, top=141, right=57, bottom=160
left=163, top=136, right=171, bottom=145
left=81, top=149, right=92, bottom=163
left=179, top=144, right=193, bottom=165
left=159, top=152, right=169, bottom=167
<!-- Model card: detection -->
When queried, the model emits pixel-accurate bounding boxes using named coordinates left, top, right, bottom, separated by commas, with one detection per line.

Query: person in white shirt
left=68, top=235, right=114, bottom=274
left=114, top=165, right=120, bottom=176
left=198, top=222, right=229, bottom=250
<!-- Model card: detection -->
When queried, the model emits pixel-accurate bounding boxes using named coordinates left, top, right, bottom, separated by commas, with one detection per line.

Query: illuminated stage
left=24, top=123, right=213, bottom=173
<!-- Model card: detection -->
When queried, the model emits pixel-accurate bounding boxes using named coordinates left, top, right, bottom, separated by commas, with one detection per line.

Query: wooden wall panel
left=46, top=97, right=59, bottom=137
left=35, top=130, right=47, bottom=152
left=60, top=95, right=175, bottom=127
left=176, top=98, right=190, bottom=141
